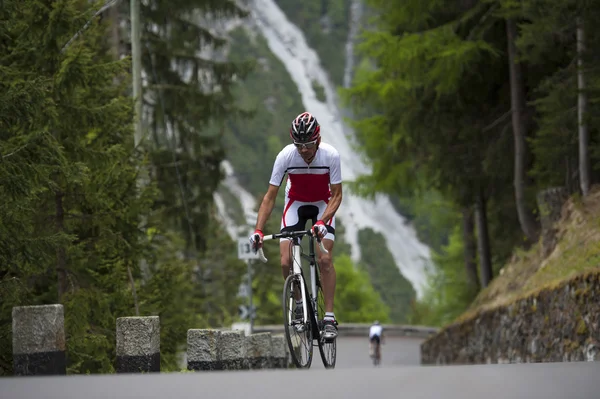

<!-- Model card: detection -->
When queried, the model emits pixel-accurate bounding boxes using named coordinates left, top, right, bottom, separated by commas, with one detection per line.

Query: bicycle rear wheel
left=313, top=265, right=336, bottom=369
left=282, top=273, right=313, bottom=368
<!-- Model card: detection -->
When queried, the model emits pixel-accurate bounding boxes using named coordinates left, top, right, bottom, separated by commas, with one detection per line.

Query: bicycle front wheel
left=283, top=273, right=313, bottom=368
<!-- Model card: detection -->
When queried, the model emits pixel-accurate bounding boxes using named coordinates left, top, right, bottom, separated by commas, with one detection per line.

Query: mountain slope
left=460, top=186, right=600, bottom=320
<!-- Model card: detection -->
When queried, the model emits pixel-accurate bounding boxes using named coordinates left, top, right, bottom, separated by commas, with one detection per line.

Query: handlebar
left=254, top=230, right=329, bottom=263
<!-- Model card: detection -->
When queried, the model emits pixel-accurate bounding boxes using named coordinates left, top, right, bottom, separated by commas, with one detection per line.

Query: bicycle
left=370, top=338, right=381, bottom=366
left=255, top=229, right=336, bottom=369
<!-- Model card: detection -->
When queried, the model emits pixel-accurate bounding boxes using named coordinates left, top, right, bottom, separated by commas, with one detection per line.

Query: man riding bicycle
left=249, top=111, right=343, bottom=340
left=369, top=320, right=384, bottom=361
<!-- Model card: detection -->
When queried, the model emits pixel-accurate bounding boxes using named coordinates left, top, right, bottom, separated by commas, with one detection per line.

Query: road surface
left=3, top=335, right=599, bottom=399
left=2, top=361, right=599, bottom=399
left=311, top=335, right=422, bottom=368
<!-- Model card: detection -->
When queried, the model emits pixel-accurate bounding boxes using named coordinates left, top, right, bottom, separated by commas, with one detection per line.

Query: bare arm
left=320, top=183, right=342, bottom=224
left=254, top=184, right=280, bottom=232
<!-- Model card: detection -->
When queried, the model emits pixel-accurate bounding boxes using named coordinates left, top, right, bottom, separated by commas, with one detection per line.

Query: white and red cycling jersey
left=269, top=142, right=342, bottom=240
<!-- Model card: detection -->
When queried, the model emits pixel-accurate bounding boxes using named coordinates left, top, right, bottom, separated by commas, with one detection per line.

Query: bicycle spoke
left=314, top=266, right=336, bottom=369
left=283, top=274, right=312, bottom=368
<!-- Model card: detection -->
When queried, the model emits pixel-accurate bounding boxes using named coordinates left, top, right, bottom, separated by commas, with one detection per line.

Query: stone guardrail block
left=220, top=330, right=248, bottom=370
left=245, top=332, right=272, bottom=369
left=116, top=316, right=160, bottom=373
left=11, top=305, right=300, bottom=376
left=270, top=334, right=289, bottom=369
left=187, top=329, right=221, bottom=371
left=187, top=329, right=290, bottom=371
left=12, top=304, right=66, bottom=376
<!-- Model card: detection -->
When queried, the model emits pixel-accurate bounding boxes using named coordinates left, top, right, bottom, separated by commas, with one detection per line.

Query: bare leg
left=317, top=239, right=335, bottom=313
left=280, top=240, right=292, bottom=279
left=280, top=240, right=302, bottom=300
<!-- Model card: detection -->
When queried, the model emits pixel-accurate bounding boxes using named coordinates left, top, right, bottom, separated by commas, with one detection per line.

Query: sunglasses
left=294, top=140, right=318, bottom=150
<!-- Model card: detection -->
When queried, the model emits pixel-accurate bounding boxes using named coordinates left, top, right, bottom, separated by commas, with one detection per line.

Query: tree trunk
left=475, top=190, right=492, bottom=288
left=577, top=17, right=590, bottom=196
left=536, top=187, right=568, bottom=257
left=462, top=206, right=479, bottom=291
left=55, top=191, right=68, bottom=300
left=107, top=6, right=139, bottom=315
left=127, top=263, right=140, bottom=316
left=506, top=19, right=539, bottom=242
left=108, top=4, right=120, bottom=59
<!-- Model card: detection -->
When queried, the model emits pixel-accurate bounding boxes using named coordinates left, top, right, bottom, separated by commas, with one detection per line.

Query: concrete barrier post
left=187, top=329, right=221, bottom=371
left=245, top=332, right=272, bottom=369
left=116, top=316, right=160, bottom=373
left=12, top=305, right=66, bottom=376
left=219, top=330, right=248, bottom=370
left=270, top=334, right=289, bottom=369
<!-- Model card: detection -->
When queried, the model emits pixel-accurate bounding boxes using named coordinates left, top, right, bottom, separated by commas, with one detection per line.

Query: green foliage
left=1, top=0, right=250, bottom=376
left=0, top=0, right=154, bottom=375
left=515, top=0, right=600, bottom=189
left=137, top=231, right=198, bottom=372
left=331, top=254, right=390, bottom=323
left=392, top=190, right=458, bottom=254
left=357, top=229, right=415, bottom=323
left=343, top=0, right=572, bottom=327
left=331, top=219, right=352, bottom=259
left=348, top=0, right=600, bottom=330
left=408, top=226, right=479, bottom=327
left=250, top=217, right=285, bottom=326
left=312, top=80, right=327, bottom=102
left=192, top=219, right=246, bottom=328
left=135, top=0, right=252, bottom=254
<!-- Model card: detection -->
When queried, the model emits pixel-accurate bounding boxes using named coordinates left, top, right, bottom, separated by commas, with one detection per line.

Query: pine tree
left=346, top=0, right=512, bottom=280
left=119, top=0, right=252, bottom=256
left=509, top=0, right=600, bottom=192
left=345, top=0, right=600, bottom=324
left=0, top=0, right=153, bottom=374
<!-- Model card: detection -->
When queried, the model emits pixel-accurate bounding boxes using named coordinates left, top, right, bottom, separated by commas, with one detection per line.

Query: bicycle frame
left=256, top=230, right=337, bottom=369
left=257, top=230, right=327, bottom=330
left=290, top=241, right=309, bottom=324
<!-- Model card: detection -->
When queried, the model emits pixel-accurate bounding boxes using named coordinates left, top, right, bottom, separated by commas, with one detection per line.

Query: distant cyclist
left=369, top=320, right=384, bottom=364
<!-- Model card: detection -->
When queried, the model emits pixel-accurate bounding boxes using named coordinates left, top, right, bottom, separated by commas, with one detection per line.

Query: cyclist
left=369, top=320, right=384, bottom=361
left=249, top=111, right=343, bottom=340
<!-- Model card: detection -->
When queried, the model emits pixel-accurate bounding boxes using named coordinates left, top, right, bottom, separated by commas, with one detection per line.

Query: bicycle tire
left=282, top=273, right=313, bottom=368
left=373, top=341, right=381, bottom=366
left=312, top=264, right=336, bottom=369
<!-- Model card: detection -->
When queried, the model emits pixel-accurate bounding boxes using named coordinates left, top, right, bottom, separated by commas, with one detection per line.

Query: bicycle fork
left=289, top=244, right=309, bottom=331
left=288, top=243, right=321, bottom=337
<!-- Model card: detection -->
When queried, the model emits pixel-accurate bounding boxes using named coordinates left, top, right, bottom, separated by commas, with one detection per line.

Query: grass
left=453, top=185, right=600, bottom=325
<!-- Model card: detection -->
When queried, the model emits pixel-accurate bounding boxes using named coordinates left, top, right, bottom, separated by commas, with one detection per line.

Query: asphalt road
left=310, top=335, right=422, bottom=369
left=2, top=361, right=599, bottom=399
left=3, top=336, right=600, bottom=399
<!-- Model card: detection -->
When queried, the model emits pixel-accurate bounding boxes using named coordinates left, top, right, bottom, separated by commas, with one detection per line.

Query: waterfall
left=244, top=0, right=432, bottom=297
left=343, top=0, right=363, bottom=89
left=213, top=160, right=259, bottom=240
